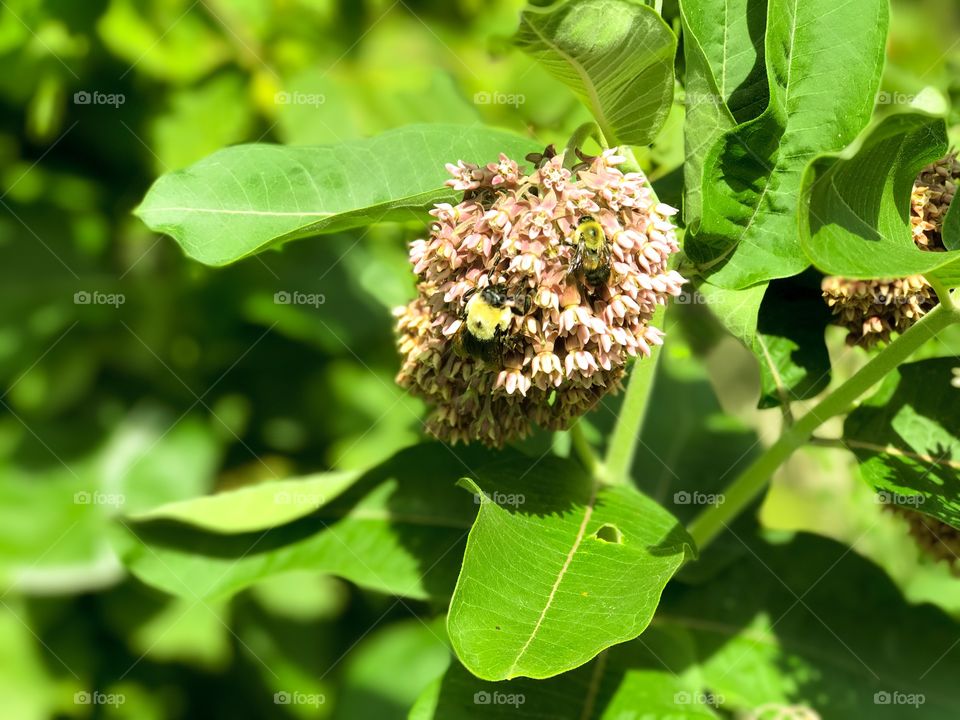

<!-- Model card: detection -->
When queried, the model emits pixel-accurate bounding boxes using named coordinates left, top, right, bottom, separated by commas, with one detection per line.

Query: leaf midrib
left=505, top=482, right=599, bottom=677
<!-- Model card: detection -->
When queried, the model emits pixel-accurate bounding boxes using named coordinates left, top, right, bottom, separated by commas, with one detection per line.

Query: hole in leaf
left=593, top=523, right=623, bottom=544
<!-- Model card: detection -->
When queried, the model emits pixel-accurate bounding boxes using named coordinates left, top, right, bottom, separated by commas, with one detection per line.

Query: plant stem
left=687, top=300, right=960, bottom=550
left=570, top=421, right=602, bottom=477
left=926, top=275, right=955, bottom=310
left=604, top=304, right=667, bottom=485
left=563, top=122, right=606, bottom=167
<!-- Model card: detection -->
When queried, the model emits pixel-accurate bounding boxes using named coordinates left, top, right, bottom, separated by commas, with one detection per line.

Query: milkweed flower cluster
left=822, top=153, right=958, bottom=347
left=394, top=148, right=684, bottom=446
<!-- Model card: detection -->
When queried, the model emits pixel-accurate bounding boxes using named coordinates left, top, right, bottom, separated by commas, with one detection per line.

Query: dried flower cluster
left=891, top=506, right=960, bottom=576
left=394, top=149, right=684, bottom=446
left=822, top=153, right=959, bottom=347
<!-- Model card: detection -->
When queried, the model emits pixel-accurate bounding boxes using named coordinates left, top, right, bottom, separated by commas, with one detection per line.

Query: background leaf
left=800, top=112, right=960, bottom=285
left=129, top=469, right=361, bottom=533
left=663, top=531, right=960, bottom=717
left=114, top=444, right=489, bottom=602
left=686, top=0, right=889, bottom=288
left=136, top=124, right=542, bottom=266
left=412, top=626, right=718, bottom=719
left=512, top=0, right=676, bottom=146
left=844, top=358, right=960, bottom=528
left=447, top=456, right=693, bottom=681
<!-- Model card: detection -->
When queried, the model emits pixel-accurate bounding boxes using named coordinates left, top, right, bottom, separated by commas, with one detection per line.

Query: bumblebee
left=570, top=217, right=611, bottom=287
left=456, top=285, right=529, bottom=364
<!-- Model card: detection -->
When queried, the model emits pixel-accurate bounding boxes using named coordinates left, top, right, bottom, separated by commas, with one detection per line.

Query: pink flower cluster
left=394, top=149, right=685, bottom=446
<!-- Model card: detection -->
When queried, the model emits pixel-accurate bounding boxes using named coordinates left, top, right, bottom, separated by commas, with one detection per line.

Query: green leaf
left=697, top=272, right=831, bottom=409
left=136, top=124, right=542, bottom=266
left=411, top=626, right=718, bottom=719
left=114, top=444, right=491, bottom=601
left=128, top=470, right=361, bottom=533
left=512, top=0, right=676, bottom=146
left=801, top=112, right=960, bottom=285
left=686, top=0, right=889, bottom=288
left=680, top=0, right=768, bottom=225
left=844, top=358, right=960, bottom=528
left=446, top=457, right=693, bottom=680
left=664, top=531, right=960, bottom=717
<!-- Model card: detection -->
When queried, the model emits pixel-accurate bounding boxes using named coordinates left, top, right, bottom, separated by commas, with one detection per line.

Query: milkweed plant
left=135, top=0, right=960, bottom=716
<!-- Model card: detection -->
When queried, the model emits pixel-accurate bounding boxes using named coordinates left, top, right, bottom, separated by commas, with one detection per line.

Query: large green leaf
left=696, top=272, right=831, bottom=409
left=446, top=456, right=693, bottom=680
left=128, top=470, right=361, bottom=533
left=663, top=531, right=960, bottom=717
left=686, top=0, right=889, bottom=288
left=680, top=0, right=768, bottom=226
left=411, top=626, right=718, bottom=719
left=844, top=359, right=960, bottom=529
left=113, top=444, right=491, bottom=601
left=512, top=0, right=676, bottom=146
left=136, top=124, right=541, bottom=266
left=801, top=112, right=960, bottom=285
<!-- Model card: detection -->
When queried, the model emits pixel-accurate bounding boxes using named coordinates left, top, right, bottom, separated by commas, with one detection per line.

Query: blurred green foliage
left=3, top=0, right=960, bottom=717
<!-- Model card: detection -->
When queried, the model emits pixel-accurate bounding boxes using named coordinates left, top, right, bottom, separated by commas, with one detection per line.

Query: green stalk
left=563, top=122, right=607, bottom=167
left=603, top=304, right=667, bottom=485
left=687, top=300, right=960, bottom=550
left=926, top=275, right=955, bottom=310
left=570, top=421, right=602, bottom=477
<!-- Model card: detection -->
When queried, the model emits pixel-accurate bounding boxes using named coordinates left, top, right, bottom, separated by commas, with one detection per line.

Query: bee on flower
left=394, top=148, right=685, bottom=446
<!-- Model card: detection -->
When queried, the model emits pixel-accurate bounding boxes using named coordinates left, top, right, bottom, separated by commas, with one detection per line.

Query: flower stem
left=927, top=274, right=955, bottom=310
left=687, top=300, right=960, bottom=550
left=603, top=304, right=668, bottom=485
left=563, top=122, right=606, bottom=167
left=570, top=421, right=602, bottom=478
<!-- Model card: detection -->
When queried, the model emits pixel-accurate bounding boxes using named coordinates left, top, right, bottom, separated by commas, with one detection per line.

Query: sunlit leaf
left=447, top=457, right=693, bottom=680
left=115, top=444, right=489, bottom=601
left=136, top=125, right=541, bottom=266
left=800, top=112, right=960, bottom=285
left=680, top=0, right=768, bottom=226
left=512, top=0, right=676, bottom=145
left=128, top=469, right=361, bottom=533
left=686, top=0, right=889, bottom=288
left=844, top=358, right=960, bottom=528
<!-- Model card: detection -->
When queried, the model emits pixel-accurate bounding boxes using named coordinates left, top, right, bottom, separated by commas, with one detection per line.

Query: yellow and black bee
left=456, top=285, right=530, bottom=364
left=570, top=217, right=611, bottom=287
